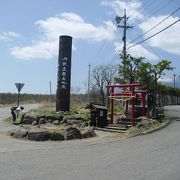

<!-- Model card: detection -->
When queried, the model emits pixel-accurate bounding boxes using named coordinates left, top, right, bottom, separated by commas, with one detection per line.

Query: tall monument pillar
left=56, top=35, right=72, bottom=112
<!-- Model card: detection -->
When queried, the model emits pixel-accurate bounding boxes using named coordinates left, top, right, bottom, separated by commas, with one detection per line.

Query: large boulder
left=27, top=130, right=49, bottom=141
left=115, top=114, right=126, bottom=124
left=75, top=117, right=86, bottom=121
left=9, top=127, right=28, bottom=138
left=19, top=113, right=26, bottom=124
left=38, top=117, right=48, bottom=125
left=67, top=119, right=82, bottom=125
left=32, top=120, right=38, bottom=126
left=64, top=127, right=81, bottom=140
left=9, top=127, right=19, bottom=136
left=47, top=115, right=64, bottom=124
left=80, top=122, right=89, bottom=128
left=60, top=117, right=68, bottom=124
left=23, top=115, right=37, bottom=124
left=49, top=132, right=64, bottom=141
left=81, top=127, right=96, bottom=138
left=136, top=119, right=151, bottom=128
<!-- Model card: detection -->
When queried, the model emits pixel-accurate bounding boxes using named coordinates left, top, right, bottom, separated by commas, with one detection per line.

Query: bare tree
left=91, top=64, right=118, bottom=105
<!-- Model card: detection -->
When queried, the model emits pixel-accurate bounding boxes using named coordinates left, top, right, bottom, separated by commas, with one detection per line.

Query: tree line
left=0, top=93, right=55, bottom=105
left=0, top=93, right=88, bottom=109
left=90, top=53, right=180, bottom=106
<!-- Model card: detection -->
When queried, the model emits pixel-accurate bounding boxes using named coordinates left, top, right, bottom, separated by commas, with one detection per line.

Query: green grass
left=4, top=104, right=90, bottom=126
left=3, top=117, right=12, bottom=123
left=20, top=105, right=90, bottom=121
left=4, top=115, right=23, bottom=124
left=113, top=105, right=123, bottom=113
left=46, top=128, right=65, bottom=134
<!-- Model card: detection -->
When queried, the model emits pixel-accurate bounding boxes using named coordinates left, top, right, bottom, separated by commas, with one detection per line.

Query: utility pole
left=173, top=68, right=176, bottom=88
left=49, top=81, right=53, bottom=107
left=49, top=81, right=52, bottom=95
left=88, top=64, right=91, bottom=103
left=115, top=9, right=133, bottom=81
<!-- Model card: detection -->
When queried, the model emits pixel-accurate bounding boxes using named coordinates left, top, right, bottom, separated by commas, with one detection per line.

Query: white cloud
left=11, top=12, right=116, bottom=60
left=11, top=41, right=59, bottom=60
left=36, top=12, right=116, bottom=42
left=139, top=16, right=180, bottom=55
left=0, top=31, right=21, bottom=41
left=158, top=76, right=173, bottom=83
left=11, top=40, right=76, bottom=60
left=114, top=42, right=158, bottom=60
left=101, top=0, right=143, bottom=20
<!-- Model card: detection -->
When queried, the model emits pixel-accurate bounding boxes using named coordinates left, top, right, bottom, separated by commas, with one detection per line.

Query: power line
left=129, top=7, right=180, bottom=44
left=90, top=18, right=118, bottom=68
left=97, top=53, right=119, bottom=73
left=127, top=18, right=180, bottom=50
left=91, top=0, right=176, bottom=68
left=118, top=0, right=175, bottom=46
left=132, top=0, right=173, bottom=27
left=129, top=0, right=155, bottom=21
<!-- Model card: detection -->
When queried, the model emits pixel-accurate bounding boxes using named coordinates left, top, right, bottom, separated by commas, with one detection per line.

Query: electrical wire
left=88, top=1, right=177, bottom=89
left=119, top=0, right=176, bottom=49
left=129, top=7, right=180, bottom=44
left=128, top=0, right=155, bottom=21
left=127, top=18, right=180, bottom=50
left=90, top=17, right=119, bottom=67
left=132, top=0, right=173, bottom=27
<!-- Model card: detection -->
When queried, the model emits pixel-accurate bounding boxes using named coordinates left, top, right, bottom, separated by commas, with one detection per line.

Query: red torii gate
left=106, top=83, right=147, bottom=126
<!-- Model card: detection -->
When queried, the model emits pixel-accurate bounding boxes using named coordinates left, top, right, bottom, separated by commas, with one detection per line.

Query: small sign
left=100, top=110, right=104, bottom=117
left=15, top=83, right=25, bottom=92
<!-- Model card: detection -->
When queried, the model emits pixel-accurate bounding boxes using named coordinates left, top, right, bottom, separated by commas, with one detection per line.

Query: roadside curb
left=141, top=119, right=171, bottom=135
left=129, top=119, right=171, bottom=138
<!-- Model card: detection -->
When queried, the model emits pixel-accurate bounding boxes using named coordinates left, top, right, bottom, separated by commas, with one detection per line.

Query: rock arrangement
left=10, top=114, right=96, bottom=141
left=19, top=114, right=89, bottom=128
left=135, top=116, right=159, bottom=128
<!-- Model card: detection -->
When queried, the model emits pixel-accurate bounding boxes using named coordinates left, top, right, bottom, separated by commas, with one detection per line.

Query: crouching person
left=10, top=106, right=24, bottom=124
left=11, top=107, right=17, bottom=124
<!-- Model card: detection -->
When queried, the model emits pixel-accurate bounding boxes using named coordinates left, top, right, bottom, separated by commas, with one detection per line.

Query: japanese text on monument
left=60, top=57, right=68, bottom=89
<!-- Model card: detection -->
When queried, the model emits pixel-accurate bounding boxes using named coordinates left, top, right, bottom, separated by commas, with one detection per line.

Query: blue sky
left=0, top=0, right=180, bottom=94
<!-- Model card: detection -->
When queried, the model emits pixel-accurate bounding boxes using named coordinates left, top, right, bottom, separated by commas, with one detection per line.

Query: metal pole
left=17, top=91, right=20, bottom=107
left=50, top=81, right=53, bottom=107
left=115, top=9, right=132, bottom=82
left=131, top=86, right=135, bottom=127
left=122, top=9, right=127, bottom=82
left=152, top=71, right=157, bottom=118
left=154, top=71, right=157, bottom=107
left=110, top=87, right=114, bottom=124
left=147, top=79, right=150, bottom=118
left=142, top=93, right=145, bottom=116
left=106, top=83, right=110, bottom=108
left=88, top=64, right=91, bottom=103
left=174, top=73, right=176, bottom=88
left=123, top=9, right=127, bottom=75
left=50, top=81, right=52, bottom=94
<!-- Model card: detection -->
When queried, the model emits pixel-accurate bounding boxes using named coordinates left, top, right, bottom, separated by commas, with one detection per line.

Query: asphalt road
left=0, top=105, right=180, bottom=180
left=0, top=104, right=41, bottom=132
left=0, top=104, right=41, bottom=120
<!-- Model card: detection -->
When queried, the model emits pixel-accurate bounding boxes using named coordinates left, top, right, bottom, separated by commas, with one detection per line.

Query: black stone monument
left=56, top=35, right=72, bottom=112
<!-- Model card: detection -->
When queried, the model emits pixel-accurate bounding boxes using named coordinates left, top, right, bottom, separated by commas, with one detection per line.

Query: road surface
left=0, top=105, right=180, bottom=180
left=0, top=104, right=41, bottom=132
